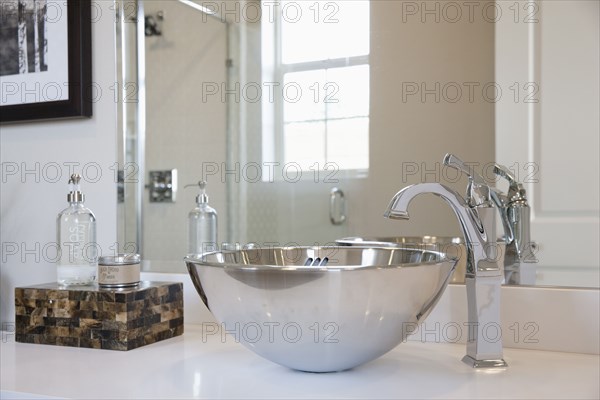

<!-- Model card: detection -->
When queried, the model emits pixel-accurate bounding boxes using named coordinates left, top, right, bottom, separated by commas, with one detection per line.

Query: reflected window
left=264, top=0, right=370, bottom=174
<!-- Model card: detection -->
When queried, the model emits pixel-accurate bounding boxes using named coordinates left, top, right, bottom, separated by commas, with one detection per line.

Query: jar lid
left=98, top=253, right=141, bottom=266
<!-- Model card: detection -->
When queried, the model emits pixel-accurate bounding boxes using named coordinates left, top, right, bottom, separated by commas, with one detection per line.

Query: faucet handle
left=492, top=164, right=517, bottom=184
left=443, top=154, right=492, bottom=207
left=444, top=154, right=487, bottom=185
left=493, top=164, right=528, bottom=204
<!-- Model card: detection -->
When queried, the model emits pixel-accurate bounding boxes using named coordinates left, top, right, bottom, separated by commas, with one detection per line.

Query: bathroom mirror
left=115, top=0, right=599, bottom=288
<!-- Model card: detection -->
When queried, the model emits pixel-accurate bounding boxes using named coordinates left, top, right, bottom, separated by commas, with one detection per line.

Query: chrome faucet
left=384, top=154, right=508, bottom=368
left=490, top=164, right=538, bottom=285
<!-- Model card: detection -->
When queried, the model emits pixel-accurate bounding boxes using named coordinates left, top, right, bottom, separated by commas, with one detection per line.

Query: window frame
left=270, top=2, right=371, bottom=178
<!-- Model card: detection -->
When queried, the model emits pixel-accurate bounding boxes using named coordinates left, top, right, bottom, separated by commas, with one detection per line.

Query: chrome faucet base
left=462, top=355, right=508, bottom=369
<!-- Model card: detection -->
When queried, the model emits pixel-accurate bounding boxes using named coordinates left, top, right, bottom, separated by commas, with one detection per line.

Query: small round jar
left=98, top=254, right=141, bottom=288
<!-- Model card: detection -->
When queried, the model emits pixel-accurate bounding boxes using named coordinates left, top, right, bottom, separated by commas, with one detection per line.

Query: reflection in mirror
left=117, top=0, right=230, bottom=272
left=115, top=0, right=599, bottom=288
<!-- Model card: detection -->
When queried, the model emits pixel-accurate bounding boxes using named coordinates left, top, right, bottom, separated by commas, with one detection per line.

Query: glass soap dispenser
left=187, top=180, right=218, bottom=256
left=57, top=173, right=97, bottom=285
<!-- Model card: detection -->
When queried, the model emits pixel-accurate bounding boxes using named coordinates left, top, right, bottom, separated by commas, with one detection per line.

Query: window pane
left=326, top=65, right=370, bottom=119
left=326, top=118, right=369, bottom=170
left=283, top=70, right=326, bottom=122
left=284, top=121, right=326, bottom=169
left=281, top=1, right=370, bottom=64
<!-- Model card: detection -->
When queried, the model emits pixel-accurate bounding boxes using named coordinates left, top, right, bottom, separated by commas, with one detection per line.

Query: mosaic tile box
left=15, top=281, right=183, bottom=350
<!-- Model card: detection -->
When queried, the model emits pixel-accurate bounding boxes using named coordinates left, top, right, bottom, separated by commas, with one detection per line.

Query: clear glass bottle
left=57, top=174, right=97, bottom=285
left=188, top=181, right=218, bottom=255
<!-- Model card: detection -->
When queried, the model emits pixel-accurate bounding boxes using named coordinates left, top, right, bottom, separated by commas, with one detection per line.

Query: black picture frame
left=0, top=0, right=92, bottom=124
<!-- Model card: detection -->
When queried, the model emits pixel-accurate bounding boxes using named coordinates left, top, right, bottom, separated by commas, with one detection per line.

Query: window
left=263, top=1, right=370, bottom=175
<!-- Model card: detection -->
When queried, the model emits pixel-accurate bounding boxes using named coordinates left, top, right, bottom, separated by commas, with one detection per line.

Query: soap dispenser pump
left=57, top=173, right=97, bottom=286
left=186, top=180, right=218, bottom=255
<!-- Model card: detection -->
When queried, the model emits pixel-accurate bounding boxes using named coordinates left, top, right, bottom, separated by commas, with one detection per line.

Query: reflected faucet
left=490, top=164, right=538, bottom=285
left=385, top=154, right=508, bottom=368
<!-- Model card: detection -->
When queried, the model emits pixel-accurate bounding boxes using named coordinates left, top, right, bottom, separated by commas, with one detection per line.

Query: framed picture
left=0, top=0, right=92, bottom=124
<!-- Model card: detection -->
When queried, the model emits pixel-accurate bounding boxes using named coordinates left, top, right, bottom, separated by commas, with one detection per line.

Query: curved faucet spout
left=385, top=183, right=499, bottom=277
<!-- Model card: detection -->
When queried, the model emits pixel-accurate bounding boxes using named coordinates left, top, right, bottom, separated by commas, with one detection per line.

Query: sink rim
left=336, top=235, right=465, bottom=247
left=184, top=245, right=457, bottom=272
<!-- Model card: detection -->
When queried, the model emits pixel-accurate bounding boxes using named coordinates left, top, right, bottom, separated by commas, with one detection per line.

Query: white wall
left=0, top=2, right=117, bottom=324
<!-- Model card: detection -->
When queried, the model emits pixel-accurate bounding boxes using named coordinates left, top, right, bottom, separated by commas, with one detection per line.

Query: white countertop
left=1, top=325, right=599, bottom=399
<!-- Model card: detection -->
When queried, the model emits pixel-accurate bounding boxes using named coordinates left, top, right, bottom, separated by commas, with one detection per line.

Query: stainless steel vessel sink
left=186, top=246, right=457, bottom=372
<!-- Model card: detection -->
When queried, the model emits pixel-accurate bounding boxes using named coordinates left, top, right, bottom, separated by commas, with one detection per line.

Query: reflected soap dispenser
left=187, top=180, right=218, bottom=255
left=57, top=173, right=97, bottom=286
